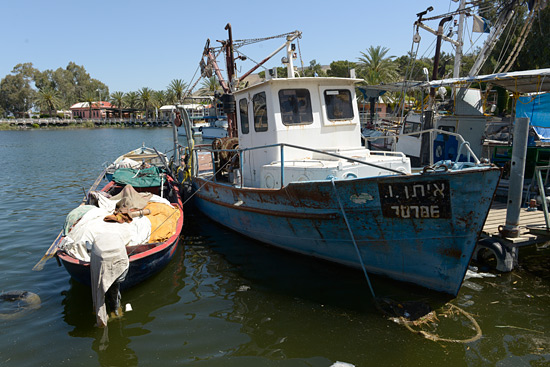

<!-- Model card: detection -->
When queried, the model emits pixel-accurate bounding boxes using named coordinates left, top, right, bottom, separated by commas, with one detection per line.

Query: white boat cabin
left=234, top=76, right=411, bottom=188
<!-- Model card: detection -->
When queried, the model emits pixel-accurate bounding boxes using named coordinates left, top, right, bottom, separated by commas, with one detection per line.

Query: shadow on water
left=185, top=209, right=451, bottom=312
left=57, top=200, right=550, bottom=366
left=61, top=236, right=187, bottom=366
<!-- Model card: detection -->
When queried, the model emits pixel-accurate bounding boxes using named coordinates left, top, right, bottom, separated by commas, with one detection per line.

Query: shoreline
left=0, top=120, right=173, bottom=131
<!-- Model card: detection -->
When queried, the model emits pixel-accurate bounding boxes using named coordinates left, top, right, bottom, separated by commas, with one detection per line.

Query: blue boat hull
left=192, top=167, right=501, bottom=296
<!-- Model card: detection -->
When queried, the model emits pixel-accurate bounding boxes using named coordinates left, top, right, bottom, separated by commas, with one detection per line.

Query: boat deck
left=482, top=200, right=550, bottom=246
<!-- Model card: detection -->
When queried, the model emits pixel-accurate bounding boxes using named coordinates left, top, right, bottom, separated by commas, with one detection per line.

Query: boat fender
left=0, top=291, right=41, bottom=320
left=199, top=126, right=203, bottom=132
left=472, top=238, right=515, bottom=272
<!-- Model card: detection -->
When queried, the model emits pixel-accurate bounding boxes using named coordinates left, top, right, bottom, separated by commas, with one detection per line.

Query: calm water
left=0, top=128, right=549, bottom=367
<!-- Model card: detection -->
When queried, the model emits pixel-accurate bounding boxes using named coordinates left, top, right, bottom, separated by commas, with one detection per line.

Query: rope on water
left=399, top=303, right=482, bottom=344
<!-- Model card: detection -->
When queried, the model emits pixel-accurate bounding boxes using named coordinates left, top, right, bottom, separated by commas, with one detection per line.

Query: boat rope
left=330, top=178, right=376, bottom=299
left=181, top=152, right=239, bottom=207
left=0, top=291, right=41, bottom=321
left=497, top=2, right=537, bottom=74
left=399, top=303, right=482, bottom=344
left=297, top=38, right=305, bottom=76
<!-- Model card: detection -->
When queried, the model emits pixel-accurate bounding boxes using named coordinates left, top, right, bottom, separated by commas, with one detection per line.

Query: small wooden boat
left=56, top=168, right=184, bottom=290
left=48, top=146, right=183, bottom=326
left=104, top=144, right=170, bottom=182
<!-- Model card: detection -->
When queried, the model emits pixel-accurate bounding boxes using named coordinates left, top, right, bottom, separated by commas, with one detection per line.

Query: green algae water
left=0, top=128, right=549, bottom=366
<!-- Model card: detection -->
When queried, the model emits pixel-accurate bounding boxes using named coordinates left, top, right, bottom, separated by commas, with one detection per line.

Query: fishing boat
left=104, top=144, right=170, bottom=181
left=181, top=26, right=501, bottom=296
left=38, top=146, right=183, bottom=326
left=195, top=118, right=229, bottom=139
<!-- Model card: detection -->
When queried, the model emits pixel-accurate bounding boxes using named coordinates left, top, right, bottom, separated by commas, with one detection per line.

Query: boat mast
left=224, top=23, right=236, bottom=92
left=238, top=31, right=302, bottom=82
left=430, top=16, right=453, bottom=105
left=453, top=0, right=466, bottom=78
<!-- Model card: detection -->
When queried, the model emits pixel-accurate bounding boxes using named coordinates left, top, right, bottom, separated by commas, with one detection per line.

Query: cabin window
left=239, top=98, right=249, bottom=134
left=253, top=92, right=268, bottom=132
left=324, top=89, right=353, bottom=120
left=278, top=89, right=313, bottom=125
left=403, top=121, right=421, bottom=134
left=439, top=125, right=455, bottom=133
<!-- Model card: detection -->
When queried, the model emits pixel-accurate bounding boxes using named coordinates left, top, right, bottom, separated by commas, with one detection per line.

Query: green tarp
left=112, top=167, right=163, bottom=187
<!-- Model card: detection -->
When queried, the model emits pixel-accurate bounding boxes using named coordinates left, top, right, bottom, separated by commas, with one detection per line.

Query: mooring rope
left=329, top=181, right=482, bottom=343
left=330, top=178, right=376, bottom=299
left=399, top=303, right=483, bottom=344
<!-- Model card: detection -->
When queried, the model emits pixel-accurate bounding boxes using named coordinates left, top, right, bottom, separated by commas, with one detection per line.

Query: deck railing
left=362, top=127, right=480, bottom=165
left=192, top=142, right=409, bottom=189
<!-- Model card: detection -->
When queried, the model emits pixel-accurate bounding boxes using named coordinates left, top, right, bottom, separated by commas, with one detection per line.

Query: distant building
left=358, top=98, right=389, bottom=124
left=160, top=101, right=220, bottom=121
left=70, top=101, right=112, bottom=119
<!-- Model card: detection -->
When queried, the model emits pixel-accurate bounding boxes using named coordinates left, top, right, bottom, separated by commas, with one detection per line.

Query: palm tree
left=165, top=89, right=177, bottom=105
left=124, top=91, right=139, bottom=119
left=138, top=87, right=153, bottom=118
left=199, top=76, right=220, bottom=95
left=35, top=86, right=62, bottom=118
left=110, top=91, right=125, bottom=118
left=357, top=46, right=398, bottom=85
left=168, top=79, right=187, bottom=102
left=152, top=90, right=167, bottom=120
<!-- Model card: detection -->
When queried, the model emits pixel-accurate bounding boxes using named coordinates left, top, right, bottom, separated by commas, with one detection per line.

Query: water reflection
left=61, top=235, right=187, bottom=366
left=184, top=211, right=454, bottom=363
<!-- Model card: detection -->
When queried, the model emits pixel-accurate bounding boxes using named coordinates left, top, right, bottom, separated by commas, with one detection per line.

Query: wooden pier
left=482, top=200, right=550, bottom=246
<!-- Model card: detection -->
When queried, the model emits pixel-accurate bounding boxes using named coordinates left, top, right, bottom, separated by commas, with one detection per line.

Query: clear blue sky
left=1, top=0, right=486, bottom=94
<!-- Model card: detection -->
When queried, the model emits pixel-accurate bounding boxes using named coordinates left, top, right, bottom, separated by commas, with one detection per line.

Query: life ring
left=0, top=291, right=41, bottom=320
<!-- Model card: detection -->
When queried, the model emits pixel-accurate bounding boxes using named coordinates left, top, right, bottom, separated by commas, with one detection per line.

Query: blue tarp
left=516, top=93, right=550, bottom=142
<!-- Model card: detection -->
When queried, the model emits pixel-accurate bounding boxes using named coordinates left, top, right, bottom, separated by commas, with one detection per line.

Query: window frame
left=238, top=98, right=249, bottom=134
left=324, top=89, right=354, bottom=121
left=278, top=88, right=313, bottom=126
left=253, top=92, right=268, bottom=132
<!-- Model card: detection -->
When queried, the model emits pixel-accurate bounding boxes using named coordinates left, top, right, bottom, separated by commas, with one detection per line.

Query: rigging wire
left=498, top=2, right=538, bottom=73
left=232, top=31, right=298, bottom=49
left=492, top=15, right=518, bottom=73
left=234, top=50, right=268, bottom=72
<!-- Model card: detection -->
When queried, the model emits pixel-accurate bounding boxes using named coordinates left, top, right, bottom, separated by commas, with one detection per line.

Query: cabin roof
left=235, top=76, right=362, bottom=95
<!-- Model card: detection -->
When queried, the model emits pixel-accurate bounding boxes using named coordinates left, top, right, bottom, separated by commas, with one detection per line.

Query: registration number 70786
left=378, top=180, right=451, bottom=219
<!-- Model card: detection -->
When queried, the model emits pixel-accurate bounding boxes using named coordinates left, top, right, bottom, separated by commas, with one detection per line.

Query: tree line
left=1, top=1, right=547, bottom=119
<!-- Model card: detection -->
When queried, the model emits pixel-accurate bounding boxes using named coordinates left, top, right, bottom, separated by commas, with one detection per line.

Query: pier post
left=500, top=117, right=530, bottom=238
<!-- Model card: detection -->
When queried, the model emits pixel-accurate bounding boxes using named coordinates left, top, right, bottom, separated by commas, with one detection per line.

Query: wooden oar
left=32, top=166, right=109, bottom=271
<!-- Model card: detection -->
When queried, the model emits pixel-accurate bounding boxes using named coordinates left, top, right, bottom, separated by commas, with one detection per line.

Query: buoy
left=0, top=291, right=41, bottom=320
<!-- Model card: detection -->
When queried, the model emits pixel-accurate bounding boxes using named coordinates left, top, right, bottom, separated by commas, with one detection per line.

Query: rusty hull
left=192, top=166, right=501, bottom=296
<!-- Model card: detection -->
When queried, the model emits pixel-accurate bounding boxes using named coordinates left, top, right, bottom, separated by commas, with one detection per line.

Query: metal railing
left=534, top=165, right=550, bottom=230
left=362, top=127, right=480, bottom=165
left=192, top=142, right=409, bottom=189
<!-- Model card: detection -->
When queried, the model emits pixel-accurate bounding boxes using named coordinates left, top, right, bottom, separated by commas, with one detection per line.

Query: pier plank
left=482, top=200, right=549, bottom=246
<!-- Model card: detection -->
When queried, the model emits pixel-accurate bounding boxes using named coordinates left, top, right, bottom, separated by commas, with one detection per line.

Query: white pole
left=287, top=41, right=294, bottom=78
left=453, top=0, right=466, bottom=78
